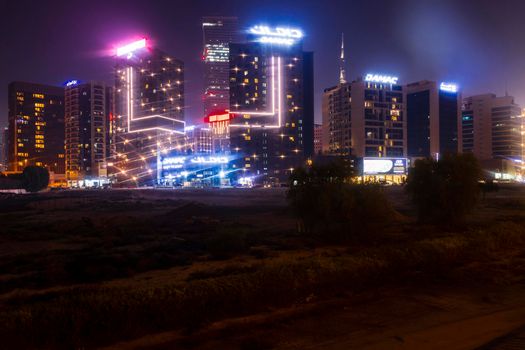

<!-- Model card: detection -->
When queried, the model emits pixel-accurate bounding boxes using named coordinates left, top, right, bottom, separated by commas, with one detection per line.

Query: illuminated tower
left=339, top=33, right=346, bottom=84
left=229, top=25, right=314, bottom=184
left=7, top=82, right=65, bottom=174
left=64, top=80, right=110, bottom=185
left=113, top=38, right=185, bottom=186
left=202, top=17, right=239, bottom=116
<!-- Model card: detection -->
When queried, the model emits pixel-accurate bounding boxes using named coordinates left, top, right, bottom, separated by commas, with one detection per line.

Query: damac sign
left=364, top=74, right=399, bottom=84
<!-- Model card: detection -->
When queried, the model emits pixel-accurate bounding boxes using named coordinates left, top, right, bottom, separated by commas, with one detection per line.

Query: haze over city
left=2, top=1, right=525, bottom=349
left=1, top=0, right=524, bottom=127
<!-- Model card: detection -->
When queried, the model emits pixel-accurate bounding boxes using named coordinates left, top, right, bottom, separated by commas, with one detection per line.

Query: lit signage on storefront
left=363, top=158, right=407, bottom=175
left=440, top=82, right=458, bottom=93
left=364, top=74, right=399, bottom=84
left=116, top=38, right=147, bottom=58
left=162, top=156, right=229, bottom=170
left=190, top=156, right=228, bottom=164
left=249, top=25, right=303, bottom=46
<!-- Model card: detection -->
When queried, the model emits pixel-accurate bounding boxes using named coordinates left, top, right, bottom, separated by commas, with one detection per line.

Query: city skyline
left=1, top=0, right=525, bottom=130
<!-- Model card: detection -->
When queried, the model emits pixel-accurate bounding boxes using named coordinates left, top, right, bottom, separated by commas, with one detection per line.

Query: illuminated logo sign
left=204, top=110, right=234, bottom=123
left=190, top=156, right=228, bottom=164
left=65, top=80, right=79, bottom=87
left=162, top=156, right=229, bottom=169
left=364, top=74, right=399, bottom=85
left=363, top=158, right=408, bottom=175
left=440, top=82, right=458, bottom=93
left=116, top=38, right=146, bottom=58
left=249, top=25, right=303, bottom=46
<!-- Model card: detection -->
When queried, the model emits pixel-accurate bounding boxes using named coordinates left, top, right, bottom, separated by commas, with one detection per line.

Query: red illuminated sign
left=204, top=109, right=234, bottom=123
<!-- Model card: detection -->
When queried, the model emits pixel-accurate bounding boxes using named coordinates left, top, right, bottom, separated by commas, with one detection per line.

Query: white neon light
left=190, top=156, right=228, bottom=164
left=230, top=56, right=283, bottom=129
left=162, top=156, right=229, bottom=165
left=440, top=82, right=458, bottom=93
left=117, top=38, right=146, bottom=57
left=249, top=26, right=303, bottom=46
left=364, top=73, right=399, bottom=84
left=249, top=26, right=303, bottom=38
left=259, top=36, right=294, bottom=45
left=124, top=65, right=186, bottom=134
left=65, top=80, right=78, bottom=87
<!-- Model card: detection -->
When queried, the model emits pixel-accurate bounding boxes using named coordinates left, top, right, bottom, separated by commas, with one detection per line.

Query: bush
left=406, top=153, right=481, bottom=224
left=22, top=166, right=50, bottom=192
left=287, top=162, right=395, bottom=241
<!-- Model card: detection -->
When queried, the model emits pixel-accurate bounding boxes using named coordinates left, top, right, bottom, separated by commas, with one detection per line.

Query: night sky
left=1, top=0, right=525, bottom=129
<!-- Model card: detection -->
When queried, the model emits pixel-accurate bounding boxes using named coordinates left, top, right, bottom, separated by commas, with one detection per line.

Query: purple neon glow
left=116, top=38, right=147, bottom=57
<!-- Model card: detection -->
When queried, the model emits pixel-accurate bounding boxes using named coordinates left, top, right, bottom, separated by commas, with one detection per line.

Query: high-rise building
left=323, top=74, right=406, bottom=158
left=314, top=123, right=323, bottom=155
left=204, top=109, right=234, bottom=154
left=184, top=125, right=212, bottom=154
left=113, top=38, right=185, bottom=185
left=7, top=82, right=65, bottom=174
left=462, top=94, right=523, bottom=161
left=1, top=127, right=8, bottom=171
left=406, top=81, right=461, bottom=158
left=64, top=80, right=111, bottom=185
left=202, top=17, right=239, bottom=116
left=228, top=25, right=314, bottom=184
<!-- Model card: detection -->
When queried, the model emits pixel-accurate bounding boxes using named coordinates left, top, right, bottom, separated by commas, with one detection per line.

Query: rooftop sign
left=249, top=25, right=303, bottom=46
left=65, top=80, right=79, bottom=87
left=440, top=82, right=458, bottom=93
left=116, top=38, right=147, bottom=57
left=364, top=74, right=399, bottom=84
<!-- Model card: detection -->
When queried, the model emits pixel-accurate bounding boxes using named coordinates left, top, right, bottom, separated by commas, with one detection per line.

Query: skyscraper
left=1, top=127, right=8, bottom=171
left=184, top=125, right=212, bottom=154
left=228, top=25, right=314, bottom=184
left=202, top=17, right=239, bottom=116
left=7, top=82, right=65, bottom=174
left=64, top=80, right=111, bottom=186
left=113, top=38, right=185, bottom=185
left=406, top=81, right=461, bottom=158
left=314, top=123, right=323, bottom=155
left=462, top=94, right=523, bottom=161
left=323, top=74, right=406, bottom=158
left=322, top=33, right=351, bottom=156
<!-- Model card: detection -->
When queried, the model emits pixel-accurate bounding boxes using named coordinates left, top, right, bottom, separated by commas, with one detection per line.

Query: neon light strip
left=125, top=65, right=186, bottom=133
left=132, top=114, right=185, bottom=123
left=230, top=56, right=276, bottom=116
left=117, top=38, right=146, bottom=57
left=230, top=56, right=283, bottom=129
left=127, top=127, right=185, bottom=135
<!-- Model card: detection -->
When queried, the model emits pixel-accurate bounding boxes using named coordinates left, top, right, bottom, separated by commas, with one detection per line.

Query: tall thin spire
left=339, top=32, right=346, bottom=84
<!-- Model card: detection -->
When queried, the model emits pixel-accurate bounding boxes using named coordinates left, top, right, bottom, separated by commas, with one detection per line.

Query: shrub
left=405, top=153, right=481, bottom=224
left=22, top=166, right=50, bottom=192
left=287, top=162, right=395, bottom=240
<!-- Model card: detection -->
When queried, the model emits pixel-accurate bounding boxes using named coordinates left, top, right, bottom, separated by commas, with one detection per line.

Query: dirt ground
left=2, top=185, right=525, bottom=349
left=101, top=284, right=525, bottom=350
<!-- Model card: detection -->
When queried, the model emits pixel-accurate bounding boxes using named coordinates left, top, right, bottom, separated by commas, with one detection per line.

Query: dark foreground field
left=1, top=187, right=525, bottom=349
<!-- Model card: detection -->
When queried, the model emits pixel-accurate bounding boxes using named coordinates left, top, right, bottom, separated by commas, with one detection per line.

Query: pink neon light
left=117, top=38, right=147, bottom=57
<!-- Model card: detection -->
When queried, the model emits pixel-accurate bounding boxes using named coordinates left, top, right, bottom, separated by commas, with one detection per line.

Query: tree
left=22, top=166, right=50, bottom=193
left=287, top=161, right=395, bottom=240
left=406, top=153, right=481, bottom=224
